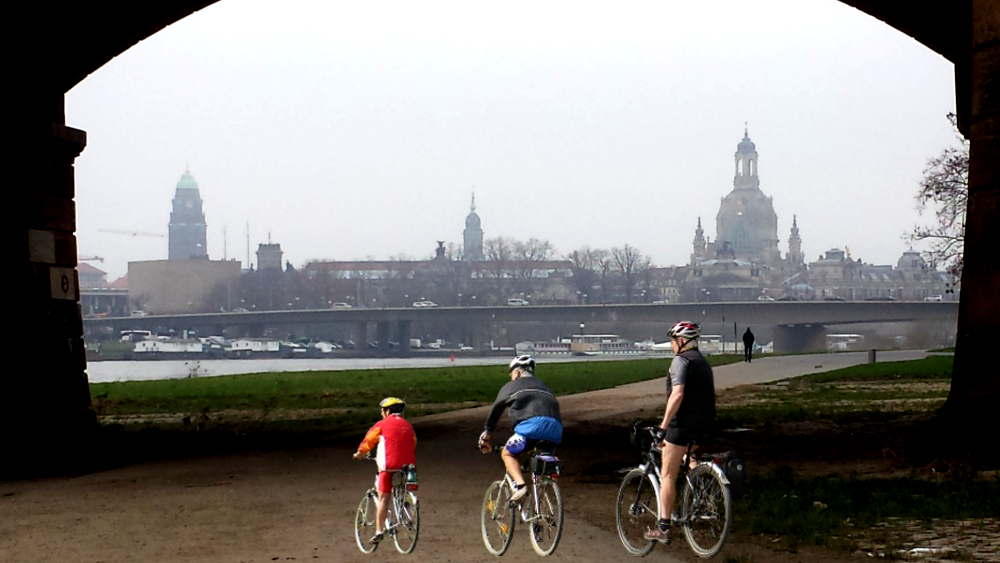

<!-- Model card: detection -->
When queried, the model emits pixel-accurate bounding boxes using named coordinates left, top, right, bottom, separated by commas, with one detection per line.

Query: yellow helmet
left=380, top=397, right=406, bottom=410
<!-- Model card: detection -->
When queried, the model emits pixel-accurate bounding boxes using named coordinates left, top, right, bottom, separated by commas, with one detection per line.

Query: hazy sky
left=68, top=0, right=959, bottom=280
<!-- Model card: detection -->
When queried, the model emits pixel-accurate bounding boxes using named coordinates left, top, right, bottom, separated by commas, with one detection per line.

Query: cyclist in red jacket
left=353, top=397, right=417, bottom=545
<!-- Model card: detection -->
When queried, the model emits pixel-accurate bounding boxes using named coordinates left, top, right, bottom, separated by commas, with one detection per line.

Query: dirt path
left=0, top=352, right=929, bottom=563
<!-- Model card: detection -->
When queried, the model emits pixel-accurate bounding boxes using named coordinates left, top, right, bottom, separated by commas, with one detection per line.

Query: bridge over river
left=84, top=301, right=958, bottom=354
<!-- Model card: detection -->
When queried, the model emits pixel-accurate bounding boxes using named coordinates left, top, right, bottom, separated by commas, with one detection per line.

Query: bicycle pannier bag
left=722, top=451, right=745, bottom=498
left=530, top=455, right=563, bottom=477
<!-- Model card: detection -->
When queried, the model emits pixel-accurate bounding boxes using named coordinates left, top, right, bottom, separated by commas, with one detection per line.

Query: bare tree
left=907, top=113, right=968, bottom=281
left=482, top=236, right=518, bottom=305
left=567, top=247, right=606, bottom=304
left=511, top=238, right=554, bottom=296
left=612, top=244, right=652, bottom=303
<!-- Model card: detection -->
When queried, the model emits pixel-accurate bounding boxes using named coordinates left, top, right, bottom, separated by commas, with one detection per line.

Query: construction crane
left=98, top=228, right=167, bottom=238
left=79, top=256, right=104, bottom=262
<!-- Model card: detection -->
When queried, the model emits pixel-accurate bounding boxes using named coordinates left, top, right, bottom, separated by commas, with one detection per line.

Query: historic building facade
left=676, top=131, right=956, bottom=302
left=168, top=170, right=208, bottom=260
left=463, top=193, right=484, bottom=261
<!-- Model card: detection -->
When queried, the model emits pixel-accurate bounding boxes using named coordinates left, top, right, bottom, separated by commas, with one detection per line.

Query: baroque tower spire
left=463, top=190, right=484, bottom=261
left=788, top=214, right=803, bottom=266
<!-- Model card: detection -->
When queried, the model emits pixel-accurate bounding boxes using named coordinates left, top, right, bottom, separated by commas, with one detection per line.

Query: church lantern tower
left=691, top=217, right=707, bottom=264
left=788, top=215, right=803, bottom=266
left=715, top=129, right=780, bottom=265
left=463, top=192, right=484, bottom=261
left=168, top=170, right=208, bottom=260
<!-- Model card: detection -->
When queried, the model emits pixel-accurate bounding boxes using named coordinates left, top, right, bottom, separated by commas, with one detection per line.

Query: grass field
left=716, top=355, right=1000, bottom=556
left=716, top=355, right=954, bottom=427
left=91, top=356, right=743, bottom=423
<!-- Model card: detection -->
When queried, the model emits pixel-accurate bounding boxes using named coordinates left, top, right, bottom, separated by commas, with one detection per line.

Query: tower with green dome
left=168, top=170, right=208, bottom=260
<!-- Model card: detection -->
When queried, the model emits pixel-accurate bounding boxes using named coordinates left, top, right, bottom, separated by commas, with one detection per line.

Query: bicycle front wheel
left=681, top=464, right=732, bottom=558
left=393, top=490, right=419, bottom=554
left=481, top=480, right=515, bottom=556
left=529, top=478, right=563, bottom=556
left=615, top=468, right=659, bottom=556
left=354, top=488, right=380, bottom=554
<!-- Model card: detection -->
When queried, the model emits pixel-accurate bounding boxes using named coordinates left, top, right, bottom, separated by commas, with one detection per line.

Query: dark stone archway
left=8, top=1, right=998, bottom=475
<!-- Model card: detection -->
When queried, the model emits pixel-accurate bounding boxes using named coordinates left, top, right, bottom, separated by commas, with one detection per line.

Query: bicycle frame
left=355, top=458, right=419, bottom=555
left=632, top=435, right=731, bottom=519
left=481, top=445, right=564, bottom=557
left=617, top=427, right=732, bottom=558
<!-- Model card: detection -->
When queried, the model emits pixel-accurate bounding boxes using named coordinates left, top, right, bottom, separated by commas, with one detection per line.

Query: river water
left=85, top=354, right=662, bottom=384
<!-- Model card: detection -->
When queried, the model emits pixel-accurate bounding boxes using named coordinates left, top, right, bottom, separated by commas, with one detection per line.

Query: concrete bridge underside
left=82, top=301, right=960, bottom=356
left=8, top=1, right=999, bottom=475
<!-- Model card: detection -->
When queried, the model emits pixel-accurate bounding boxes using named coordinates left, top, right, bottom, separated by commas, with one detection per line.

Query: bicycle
left=354, top=456, right=420, bottom=554
left=615, top=425, right=733, bottom=558
left=481, top=443, right=564, bottom=557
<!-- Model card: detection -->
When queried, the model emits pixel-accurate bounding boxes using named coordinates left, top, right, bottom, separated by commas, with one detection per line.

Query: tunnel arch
left=9, top=0, right=998, bottom=476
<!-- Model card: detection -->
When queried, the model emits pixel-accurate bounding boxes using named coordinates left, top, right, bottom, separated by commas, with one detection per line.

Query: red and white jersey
left=357, top=414, right=417, bottom=471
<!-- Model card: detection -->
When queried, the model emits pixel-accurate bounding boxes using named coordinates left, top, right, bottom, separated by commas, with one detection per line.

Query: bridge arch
left=10, top=1, right=998, bottom=476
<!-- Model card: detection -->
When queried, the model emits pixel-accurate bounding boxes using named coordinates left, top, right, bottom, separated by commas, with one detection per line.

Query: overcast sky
left=68, top=0, right=959, bottom=280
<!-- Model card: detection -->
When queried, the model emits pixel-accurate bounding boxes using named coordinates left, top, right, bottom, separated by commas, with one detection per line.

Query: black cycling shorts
left=664, top=426, right=708, bottom=447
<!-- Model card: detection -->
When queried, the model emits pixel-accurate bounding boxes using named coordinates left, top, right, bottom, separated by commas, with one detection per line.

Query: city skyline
left=68, top=0, right=959, bottom=279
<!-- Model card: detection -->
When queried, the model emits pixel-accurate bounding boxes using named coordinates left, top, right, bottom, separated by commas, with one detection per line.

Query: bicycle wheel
left=529, top=478, right=563, bottom=556
left=393, top=490, right=420, bottom=554
left=354, top=488, right=380, bottom=554
left=615, top=468, right=659, bottom=556
left=680, top=464, right=732, bottom=558
left=481, top=480, right=515, bottom=556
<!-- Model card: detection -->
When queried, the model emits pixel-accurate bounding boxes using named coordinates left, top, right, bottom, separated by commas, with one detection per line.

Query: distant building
left=168, top=170, right=208, bottom=260
left=257, top=243, right=284, bottom=271
left=77, top=263, right=129, bottom=317
left=77, top=262, right=107, bottom=289
left=463, top=193, right=484, bottom=261
left=129, top=259, right=241, bottom=314
left=680, top=130, right=956, bottom=302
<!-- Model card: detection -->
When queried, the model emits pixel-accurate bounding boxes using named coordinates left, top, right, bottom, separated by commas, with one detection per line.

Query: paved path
left=0, top=351, right=929, bottom=563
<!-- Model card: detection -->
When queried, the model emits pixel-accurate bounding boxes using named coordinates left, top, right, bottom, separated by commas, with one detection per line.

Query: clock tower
left=168, top=170, right=208, bottom=260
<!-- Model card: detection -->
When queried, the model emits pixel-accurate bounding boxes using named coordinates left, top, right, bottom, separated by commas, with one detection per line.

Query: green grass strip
left=91, top=356, right=742, bottom=416
left=798, top=355, right=953, bottom=383
left=737, top=468, right=1000, bottom=548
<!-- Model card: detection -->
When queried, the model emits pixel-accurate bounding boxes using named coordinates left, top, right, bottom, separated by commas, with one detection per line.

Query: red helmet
left=668, top=321, right=701, bottom=340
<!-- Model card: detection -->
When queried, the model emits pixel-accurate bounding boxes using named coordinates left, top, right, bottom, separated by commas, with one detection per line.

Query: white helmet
left=509, top=354, right=536, bottom=373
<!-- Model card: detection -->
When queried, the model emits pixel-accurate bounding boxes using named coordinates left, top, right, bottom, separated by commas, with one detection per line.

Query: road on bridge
left=0, top=351, right=928, bottom=563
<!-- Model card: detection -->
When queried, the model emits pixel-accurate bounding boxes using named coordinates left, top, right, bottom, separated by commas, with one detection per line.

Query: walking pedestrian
left=742, top=327, right=755, bottom=362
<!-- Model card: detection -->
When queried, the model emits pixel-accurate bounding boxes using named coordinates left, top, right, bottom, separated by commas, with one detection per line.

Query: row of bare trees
left=567, top=244, right=654, bottom=304
left=231, top=237, right=657, bottom=311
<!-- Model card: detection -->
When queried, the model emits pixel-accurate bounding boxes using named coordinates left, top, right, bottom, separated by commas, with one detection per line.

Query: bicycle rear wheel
left=680, top=464, right=732, bottom=558
left=392, top=489, right=419, bottom=554
left=529, top=478, right=563, bottom=556
left=481, top=480, right=515, bottom=556
left=354, top=488, right=380, bottom=554
left=615, top=468, right=659, bottom=556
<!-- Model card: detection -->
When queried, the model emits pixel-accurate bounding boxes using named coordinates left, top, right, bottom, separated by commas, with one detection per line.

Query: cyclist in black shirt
left=645, top=321, right=716, bottom=544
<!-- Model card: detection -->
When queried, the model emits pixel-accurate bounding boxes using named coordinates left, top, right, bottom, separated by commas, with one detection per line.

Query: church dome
left=176, top=171, right=199, bottom=190
left=737, top=131, right=756, bottom=153
left=897, top=250, right=926, bottom=269
left=466, top=211, right=481, bottom=229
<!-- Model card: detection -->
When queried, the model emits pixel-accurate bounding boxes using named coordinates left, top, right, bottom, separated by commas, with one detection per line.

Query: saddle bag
left=721, top=451, right=745, bottom=498
left=530, top=455, right=563, bottom=477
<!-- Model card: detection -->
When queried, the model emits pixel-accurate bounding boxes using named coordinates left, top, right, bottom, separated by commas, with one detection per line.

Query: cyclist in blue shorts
left=478, top=355, right=562, bottom=502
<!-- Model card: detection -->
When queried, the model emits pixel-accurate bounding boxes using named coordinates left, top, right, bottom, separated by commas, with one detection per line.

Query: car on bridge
left=412, top=300, right=438, bottom=307
left=330, top=302, right=353, bottom=309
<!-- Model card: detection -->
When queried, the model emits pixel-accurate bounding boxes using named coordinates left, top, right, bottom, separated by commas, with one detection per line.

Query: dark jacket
left=484, top=375, right=561, bottom=433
